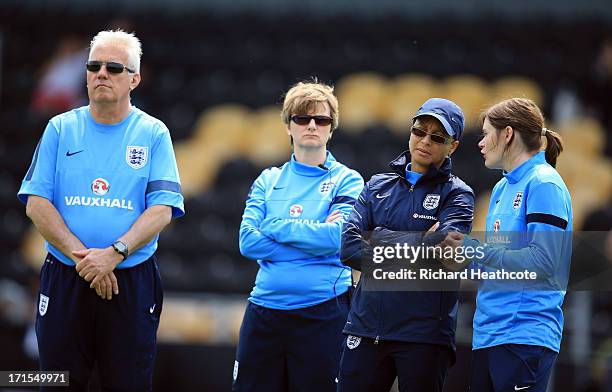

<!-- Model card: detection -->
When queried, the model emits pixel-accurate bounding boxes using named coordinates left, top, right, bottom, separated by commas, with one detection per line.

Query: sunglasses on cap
left=291, top=115, right=333, bottom=127
left=86, top=60, right=135, bottom=74
left=411, top=127, right=453, bottom=144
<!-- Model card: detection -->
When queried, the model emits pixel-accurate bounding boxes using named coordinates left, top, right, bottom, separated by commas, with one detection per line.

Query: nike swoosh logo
left=273, top=186, right=287, bottom=190
left=495, top=199, right=500, bottom=204
left=149, top=304, right=156, bottom=314
left=376, top=194, right=389, bottom=199
left=514, top=386, right=530, bottom=391
left=66, top=150, right=84, bottom=156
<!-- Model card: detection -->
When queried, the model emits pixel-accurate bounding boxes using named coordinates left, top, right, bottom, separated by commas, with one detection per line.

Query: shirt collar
left=389, top=150, right=452, bottom=183
left=290, top=151, right=336, bottom=177
left=503, top=151, right=546, bottom=184
left=405, top=164, right=424, bottom=185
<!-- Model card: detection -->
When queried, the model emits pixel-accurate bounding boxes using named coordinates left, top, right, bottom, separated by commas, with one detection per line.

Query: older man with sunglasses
left=233, top=80, right=363, bottom=392
left=18, top=30, right=184, bottom=391
left=337, top=98, right=475, bottom=392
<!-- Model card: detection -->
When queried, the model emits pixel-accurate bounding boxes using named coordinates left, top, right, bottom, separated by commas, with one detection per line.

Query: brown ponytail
left=542, top=128, right=564, bottom=168
left=484, top=98, right=564, bottom=167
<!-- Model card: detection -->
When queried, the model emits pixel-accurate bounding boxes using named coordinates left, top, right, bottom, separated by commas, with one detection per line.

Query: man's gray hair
left=89, top=29, right=142, bottom=73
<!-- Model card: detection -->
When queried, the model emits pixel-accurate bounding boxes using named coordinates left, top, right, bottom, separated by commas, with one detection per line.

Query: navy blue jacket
left=341, top=151, right=474, bottom=349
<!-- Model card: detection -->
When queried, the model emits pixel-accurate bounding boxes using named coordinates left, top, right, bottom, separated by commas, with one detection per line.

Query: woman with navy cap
left=338, top=98, right=475, bottom=392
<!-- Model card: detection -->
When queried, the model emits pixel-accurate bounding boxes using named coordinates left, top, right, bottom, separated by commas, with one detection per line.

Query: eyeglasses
left=291, top=115, right=333, bottom=127
left=411, top=127, right=453, bottom=144
left=86, top=60, right=135, bottom=74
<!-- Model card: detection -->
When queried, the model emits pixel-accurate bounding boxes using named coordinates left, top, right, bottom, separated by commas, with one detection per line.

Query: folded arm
left=239, top=173, right=317, bottom=262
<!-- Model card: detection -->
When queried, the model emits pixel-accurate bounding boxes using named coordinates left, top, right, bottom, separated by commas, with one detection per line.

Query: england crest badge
left=39, top=294, right=49, bottom=316
left=126, top=146, right=148, bottom=169
left=319, top=180, right=335, bottom=194
left=513, top=192, right=523, bottom=209
left=423, top=194, right=440, bottom=210
left=346, top=335, right=362, bottom=350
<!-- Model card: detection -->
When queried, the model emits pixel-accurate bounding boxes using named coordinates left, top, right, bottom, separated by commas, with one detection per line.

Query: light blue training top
left=18, top=106, right=185, bottom=268
left=465, top=152, right=573, bottom=353
left=239, top=152, right=364, bottom=310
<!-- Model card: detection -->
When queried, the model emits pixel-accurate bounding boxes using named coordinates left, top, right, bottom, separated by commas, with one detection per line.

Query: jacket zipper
left=375, top=291, right=383, bottom=345
left=373, top=180, right=414, bottom=346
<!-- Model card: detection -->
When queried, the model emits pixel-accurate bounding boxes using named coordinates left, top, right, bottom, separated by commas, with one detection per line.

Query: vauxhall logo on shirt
left=64, top=178, right=134, bottom=210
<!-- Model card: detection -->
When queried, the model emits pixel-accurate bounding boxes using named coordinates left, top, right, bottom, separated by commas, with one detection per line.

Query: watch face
left=113, top=241, right=128, bottom=257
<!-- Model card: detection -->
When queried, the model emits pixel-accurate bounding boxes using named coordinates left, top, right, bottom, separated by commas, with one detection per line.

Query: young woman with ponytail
left=440, top=98, right=573, bottom=392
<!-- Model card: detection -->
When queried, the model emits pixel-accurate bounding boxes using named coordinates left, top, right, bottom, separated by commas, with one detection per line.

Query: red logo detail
left=91, top=178, right=110, bottom=196
left=289, top=204, right=303, bottom=218
left=493, top=219, right=501, bottom=232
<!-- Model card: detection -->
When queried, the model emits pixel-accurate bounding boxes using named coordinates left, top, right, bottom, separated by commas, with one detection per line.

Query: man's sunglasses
left=411, top=127, right=453, bottom=144
left=291, top=115, right=333, bottom=127
left=86, top=60, right=135, bottom=74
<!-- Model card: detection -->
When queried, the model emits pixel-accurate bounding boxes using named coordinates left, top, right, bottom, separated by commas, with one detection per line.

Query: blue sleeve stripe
left=146, top=180, right=181, bottom=194
left=526, top=213, right=568, bottom=230
left=331, top=195, right=357, bottom=206
left=24, top=138, right=42, bottom=181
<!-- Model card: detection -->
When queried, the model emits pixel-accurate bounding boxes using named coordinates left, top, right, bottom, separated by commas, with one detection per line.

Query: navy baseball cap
left=413, top=98, right=465, bottom=140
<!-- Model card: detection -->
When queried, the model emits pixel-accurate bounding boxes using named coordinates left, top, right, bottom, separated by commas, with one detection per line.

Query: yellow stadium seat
left=229, top=302, right=248, bottom=344
left=20, top=225, right=46, bottom=270
left=586, top=159, right=612, bottom=203
left=555, top=152, right=581, bottom=190
left=557, top=117, right=605, bottom=157
left=571, top=188, right=603, bottom=230
left=174, top=141, right=224, bottom=196
left=245, top=106, right=291, bottom=166
left=385, top=74, right=438, bottom=135
left=192, top=104, right=251, bottom=157
left=557, top=150, right=611, bottom=229
left=440, top=75, right=490, bottom=131
left=158, top=298, right=213, bottom=343
left=472, top=191, right=491, bottom=235
left=490, top=76, right=544, bottom=108
left=336, top=72, right=389, bottom=132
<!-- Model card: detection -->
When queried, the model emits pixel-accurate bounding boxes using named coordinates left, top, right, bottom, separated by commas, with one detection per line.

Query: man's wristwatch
left=112, top=240, right=129, bottom=260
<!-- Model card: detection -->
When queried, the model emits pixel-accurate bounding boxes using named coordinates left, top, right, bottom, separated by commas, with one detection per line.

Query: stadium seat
left=192, top=104, right=251, bottom=158
left=243, top=106, right=291, bottom=167
left=440, top=75, right=490, bottom=130
left=471, top=191, right=492, bottom=235
left=19, top=225, right=46, bottom=271
left=174, top=141, right=224, bottom=196
left=571, top=187, right=605, bottom=230
left=490, top=76, right=544, bottom=107
left=385, top=74, right=438, bottom=135
left=558, top=153, right=611, bottom=208
left=557, top=117, right=606, bottom=157
left=336, top=72, right=389, bottom=132
left=158, top=298, right=213, bottom=343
